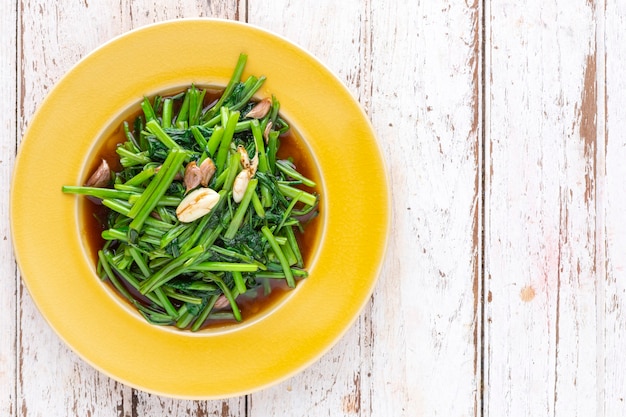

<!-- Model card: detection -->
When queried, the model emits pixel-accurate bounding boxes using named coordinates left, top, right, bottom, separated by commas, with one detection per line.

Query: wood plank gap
left=594, top=0, right=607, bottom=415
left=474, top=0, right=486, bottom=417
left=17, top=0, right=24, bottom=138
left=481, top=0, right=492, bottom=415
left=15, top=1, right=23, bottom=414
left=13, top=269, right=18, bottom=417
left=13, top=1, right=19, bottom=414
left=360, top=1, right=374, bottom=415
left=13, top=2, right=18, bottom=156
left=131, top=389, right=138, bottom=417
left=554, top=197, right=563, bottom=412
left=238, top=0, right=248, bottom=23
left=478, top=0, right=486, bottom=414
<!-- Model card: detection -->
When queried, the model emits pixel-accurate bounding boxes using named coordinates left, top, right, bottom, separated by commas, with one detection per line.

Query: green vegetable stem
left=62, top=53, right=320, bottom=331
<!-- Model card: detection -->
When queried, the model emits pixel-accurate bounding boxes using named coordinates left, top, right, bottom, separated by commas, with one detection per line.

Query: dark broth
left=80, top=87, right=323, bottom=330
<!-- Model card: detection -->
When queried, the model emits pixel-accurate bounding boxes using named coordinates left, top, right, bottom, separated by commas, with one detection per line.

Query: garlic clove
left=85, top=159, right=111, bottom=188
left=213, top=294, right=230, bottom=310
left=244, top=98, right=271, bottom=119
left=176, top=187, right=220, bottom=223
left=237, top=145, right=250, bottom=169
left=263, top=121, right=273, bottom=143
left=184, top=161, right=202, bottom=193
left=232, top=170, right=251, bottom=203
left=199, top=158, right=216, bottom=187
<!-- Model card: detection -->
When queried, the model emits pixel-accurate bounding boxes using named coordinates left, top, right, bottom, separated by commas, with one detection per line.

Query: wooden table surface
left=2, top=1, right=625, bottom=416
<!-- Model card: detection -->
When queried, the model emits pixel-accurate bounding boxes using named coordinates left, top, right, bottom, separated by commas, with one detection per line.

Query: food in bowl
left=62, top=53, right=320, bottom=331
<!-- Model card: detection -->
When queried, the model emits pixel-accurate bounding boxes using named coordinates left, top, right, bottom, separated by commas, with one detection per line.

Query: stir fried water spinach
left=62, top=53, right=319, bottom=330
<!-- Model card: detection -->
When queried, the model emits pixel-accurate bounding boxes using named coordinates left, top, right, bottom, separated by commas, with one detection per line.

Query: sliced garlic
left=175, top=187, right=220, bottom=223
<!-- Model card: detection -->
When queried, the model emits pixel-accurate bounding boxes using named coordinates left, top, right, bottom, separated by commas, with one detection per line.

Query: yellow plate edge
left=10, top=18, right=391, bottom=399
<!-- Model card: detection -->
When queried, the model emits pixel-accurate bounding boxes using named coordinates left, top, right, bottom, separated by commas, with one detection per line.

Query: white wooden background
left=1, top=0, right=625, bottom=416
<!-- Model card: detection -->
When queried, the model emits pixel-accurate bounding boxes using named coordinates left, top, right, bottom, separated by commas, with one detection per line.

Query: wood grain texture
left=245, top=1, right=373, bottom=415
left=368, top=0, right=482, bottom=415
left=10, top=0, right=626, bottom=416
left=11, top=0, right=481, bottom=415
left=602, top=0, right=626, bottom=414
left=119, top=0, right=246, bottom=26
left=17, top=1, right=138, bottom=415
left=16, top=1, right=244, bottom=416
left=484, top=0, right=601, bottom=415
left=115, top=3, right=248, bottom=417
left=0, top=2, right=17, bottom=417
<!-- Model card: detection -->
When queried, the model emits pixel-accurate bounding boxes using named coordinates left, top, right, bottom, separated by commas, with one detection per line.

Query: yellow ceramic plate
left=11, top=19, right=389, bottom=399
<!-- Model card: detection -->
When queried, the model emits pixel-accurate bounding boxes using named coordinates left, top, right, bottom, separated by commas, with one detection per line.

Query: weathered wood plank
left=601, top=0, right=626, bottom=415
left=17, top=1, right=244, bottom=416
left=484, top=1, right=600, bottom=415
left=16, top=1, right=626, bottom=416
left=120, top=0, right=246, bottom=26
left=17, top=1, right=136, bottom=415
left=1, top=1, right=17, bottom=416
left=368, top=0, right=482, bottom=415
left=113, top=3, right=248, bottom=416
left=246, top=1, right=374, bottom=415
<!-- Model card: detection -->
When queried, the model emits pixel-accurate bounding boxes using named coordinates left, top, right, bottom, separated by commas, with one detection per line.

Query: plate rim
left=11, top=17, right=390, bottom=399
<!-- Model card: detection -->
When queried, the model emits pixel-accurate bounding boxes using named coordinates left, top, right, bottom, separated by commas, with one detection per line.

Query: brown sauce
left=80, top=87, right=323, bottom=331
